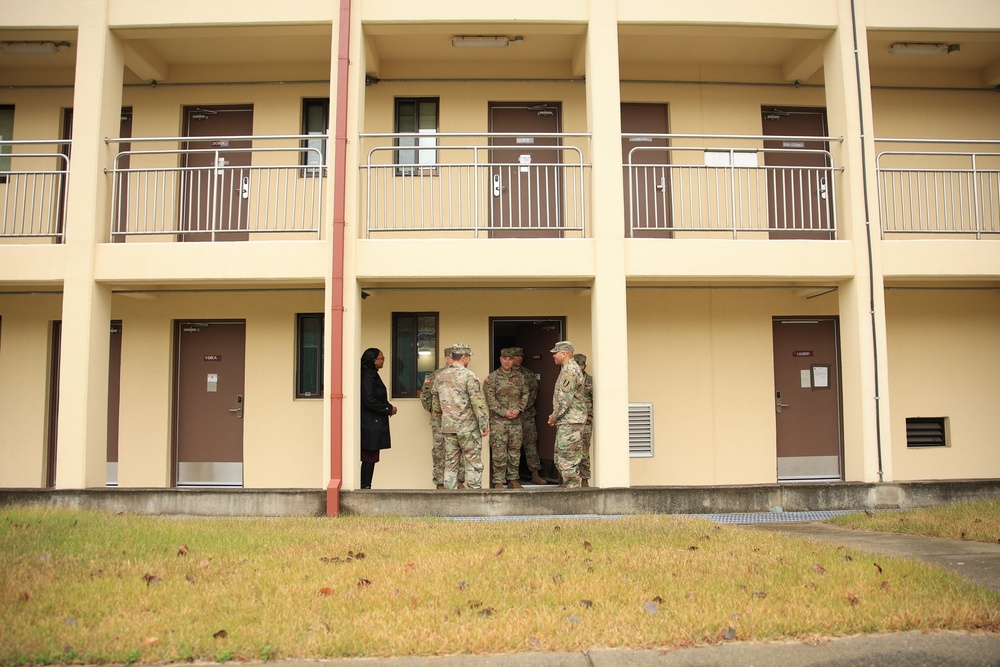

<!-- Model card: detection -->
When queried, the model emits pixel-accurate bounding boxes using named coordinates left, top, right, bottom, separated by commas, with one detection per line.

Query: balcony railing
left=106, top=134, right=325, bottom=241
left=361, top=133, right=589, bottom=238
left=876, top=139, right=1000, bottom=239
left=0, top=140, right=69, bottom=241
left=625, top=134, right=842, bottom=239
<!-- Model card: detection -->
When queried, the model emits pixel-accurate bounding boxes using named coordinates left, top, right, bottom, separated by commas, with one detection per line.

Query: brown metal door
left=181, top=106, right=253, bottom=242
left=174, top=321, right=246, bottom=486
left=622, top=103, right=672, bottom=238
left=762, top=108, right=834, bottom=239
left=489, top=103, right=562, bottom=238
left=490, top=317, right=565, bottom=476
left=772, top=318, right=843, bottom=481
left=107, top=321, right=122, bottom=486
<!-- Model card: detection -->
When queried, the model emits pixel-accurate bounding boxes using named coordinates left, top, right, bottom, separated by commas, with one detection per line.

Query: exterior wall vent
left=905, top=417, right=947, bottom=448
left=629, top=402, right=654, bottom=457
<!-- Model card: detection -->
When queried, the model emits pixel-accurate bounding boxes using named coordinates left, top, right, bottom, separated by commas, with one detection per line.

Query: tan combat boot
left=493, top=483, right=503, bottom=489
left=530, top=471, right=547, bottom=485
left=581, top=479, right=589, bottom=488
left=508, top=480, right=523, bottom=489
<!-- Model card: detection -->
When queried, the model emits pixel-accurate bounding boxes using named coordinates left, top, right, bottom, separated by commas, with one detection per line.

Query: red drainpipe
left=327, top=0, right=352, bottom=516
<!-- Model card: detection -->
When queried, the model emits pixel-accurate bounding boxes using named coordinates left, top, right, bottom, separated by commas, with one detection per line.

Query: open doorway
left=489, top=317, right=565, bottom=481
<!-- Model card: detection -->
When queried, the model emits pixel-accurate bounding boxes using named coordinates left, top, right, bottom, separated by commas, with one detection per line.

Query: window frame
left=300, top=98, right=329, bottom=177
left=394, top=97, right=439, bottom=177
left=391, top=312, right=439, bottom=399
left=0, top=105, right=13, bottom=183
left=295, top=313, right=324, bottom=398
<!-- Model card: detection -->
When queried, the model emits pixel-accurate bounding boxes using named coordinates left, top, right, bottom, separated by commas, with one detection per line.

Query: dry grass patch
left=2, top=507, right=998, bottom=664
left=828, top=499, right=1000, bottom=543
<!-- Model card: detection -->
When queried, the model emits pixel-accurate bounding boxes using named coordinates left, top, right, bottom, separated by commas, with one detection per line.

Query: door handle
left=819, top=176, right=828, bottom=200
left=775, top=390, right=789, bottom=414
left=241, top=175, right=250, bottom=199
left=492, top=173, right=502, bottom=197
left=229, top=394, right=243, bottom=419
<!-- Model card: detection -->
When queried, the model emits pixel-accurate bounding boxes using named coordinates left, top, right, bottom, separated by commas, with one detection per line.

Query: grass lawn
left=828, top=499, right=1000, bottom=543
left=2, top=506, right=998, bottom=664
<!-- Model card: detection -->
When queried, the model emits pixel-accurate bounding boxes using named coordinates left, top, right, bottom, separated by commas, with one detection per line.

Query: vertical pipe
left=327, top=0, right=351, bottom=516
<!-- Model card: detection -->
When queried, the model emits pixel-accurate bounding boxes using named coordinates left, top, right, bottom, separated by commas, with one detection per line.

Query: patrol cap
left=451, top=343, right=472, bottom=356
left=500, top=347, right=516, bottom=357
left=573, top=353, right=587, bottom=366
left=508, top=347, right=524, bottom=357
left=550, top=341, right=574, bottom=353
left=443, top=346, right=454, bottom=356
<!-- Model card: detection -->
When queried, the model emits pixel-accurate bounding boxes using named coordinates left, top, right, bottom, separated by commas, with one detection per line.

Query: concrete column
left=823, top=0, right=893, bottom=482
left=54, top=0, right=124, bottom=488
left=586, top=0, right=630, bottom=488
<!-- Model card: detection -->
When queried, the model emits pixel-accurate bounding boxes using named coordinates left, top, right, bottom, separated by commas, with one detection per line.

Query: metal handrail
left=0, top=140, right=69, bottom=240
left=875, top=140, right=1000, bottom=239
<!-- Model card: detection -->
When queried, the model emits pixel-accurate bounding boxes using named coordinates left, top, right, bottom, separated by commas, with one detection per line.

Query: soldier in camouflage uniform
left=546, top=341, right=587, bottom=488
left=430, top=344, right=490, bottom=490
left=421, top=347, right=453, bottom=489
left=574, top=353, right=594, bottom=487
left=511, top=347, right=547, bottom=485
left=483, top=348, right=529, bottom=489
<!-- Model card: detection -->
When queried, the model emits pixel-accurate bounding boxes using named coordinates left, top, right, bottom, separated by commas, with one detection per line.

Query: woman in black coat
left=360, top=347, right=395, bottom=489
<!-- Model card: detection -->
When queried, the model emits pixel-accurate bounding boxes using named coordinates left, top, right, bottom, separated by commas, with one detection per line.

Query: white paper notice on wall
left=813, top=365, right=830, bottom=389
left=519, top=154, right=531, bottom=173
left=800, top=369, right=812, bottom=389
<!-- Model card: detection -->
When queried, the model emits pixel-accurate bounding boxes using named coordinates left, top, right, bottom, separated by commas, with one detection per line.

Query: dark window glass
left=394, top=98, right=438, bottom=175
left=391, top=312, right=438, bottom=398
left=296, top=313, right=324, bottom=398
left=301, top=98, right=329, bottom=176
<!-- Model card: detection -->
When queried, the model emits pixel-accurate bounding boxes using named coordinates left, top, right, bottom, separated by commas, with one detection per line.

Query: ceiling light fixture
left=451, top=35, right=522, bottom=49
left=889, top=42, right=959, bottom=56
left=0, top=40, right=71, bottom=55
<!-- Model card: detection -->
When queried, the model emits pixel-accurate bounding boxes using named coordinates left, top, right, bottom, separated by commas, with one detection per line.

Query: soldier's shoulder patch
left=561, top=377, right=572, bottom=389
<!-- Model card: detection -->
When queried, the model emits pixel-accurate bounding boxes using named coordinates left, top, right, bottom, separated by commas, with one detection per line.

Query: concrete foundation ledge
left=1, top=480, right=997, bottom=517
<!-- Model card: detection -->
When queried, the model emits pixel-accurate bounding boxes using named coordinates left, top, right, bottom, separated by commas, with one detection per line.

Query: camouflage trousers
left=554, top=423, right=586, bottom=488
left=579, top=421, right=593, bottom=481
left=431, top=421, right=463, bottom=486
left=490, top=417, right=523, bottom=484
left=521, top=413, right=540, bottom=471
left=443, top=430, right=483, bottom=490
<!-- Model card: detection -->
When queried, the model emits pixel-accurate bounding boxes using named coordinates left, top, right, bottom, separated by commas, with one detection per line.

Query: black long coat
left=360, top=365, right=393, bottom=451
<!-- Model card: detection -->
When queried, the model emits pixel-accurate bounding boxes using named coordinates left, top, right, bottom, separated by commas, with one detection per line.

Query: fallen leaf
left=404, top=562, right=416, bottom=571
left=811, top=563, right=826, bottom=575
left=752, top=591, right=767, bottom=599
left=579, top=599, right=593, bottom=608
left=873, top=562, right=883, bottom=574
left=355, top=552, right=366, bottom=560
left=457, top=581, right=467, bottom=590
left=141, top=637, right=159, bottom=647
left=478, top=607, right=493, bottom=618
left=805, top=582, right=817, bottom=590
left=185, top=574, right=195, bottom=584
left=199, top=558, right=212, bottom=568
left=842, top=555, right=853, bottom=562
left=318, top=587, right=333, bottom=596
left=652, top=595, right=664, bottom=603
left=142, top=573, right=162, bottom=587
left=495, top=546, right=506, bottom=557
left=720, top=627, right=737, bottom=641
left=18, top=592, right=29, bottom=601
left=880, top=580, right=891, bottom=590
left=357, top=578, right=372, bottom=588
left=583, top=540, right=592, bottom=551
left=552, top=573, right=563, bottom=584
left=469, top=599, right=483, bottom=608
left=213, top=629, right=228, bottom=639
left=687, top=546, right=698, bottom=551
left=847, top=593, right=859, bottom=606
left=177, top=544, right=188, bottom=557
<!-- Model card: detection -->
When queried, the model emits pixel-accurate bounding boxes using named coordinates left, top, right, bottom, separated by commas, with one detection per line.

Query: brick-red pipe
left=327, top=0, right=351, bottom=516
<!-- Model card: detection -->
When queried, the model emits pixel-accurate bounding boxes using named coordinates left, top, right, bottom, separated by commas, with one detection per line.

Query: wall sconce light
left=451, top=35, right=523, bottom=49
left=0, top=41, right=71, bottom=55
left=889, top=42, right=959, bottom=56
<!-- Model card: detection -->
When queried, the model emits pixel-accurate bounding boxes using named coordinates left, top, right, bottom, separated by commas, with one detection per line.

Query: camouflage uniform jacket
left=483, top=368, right=529, bottom=420
left=431, top=364, right=489, bottom=435
left=550, top=359, right=587, bottom=425
left=581, top=371, right=594, bottom=421
left=516, top=365, right=539, bottom=417
left=420, top=365, right=448, bottom=420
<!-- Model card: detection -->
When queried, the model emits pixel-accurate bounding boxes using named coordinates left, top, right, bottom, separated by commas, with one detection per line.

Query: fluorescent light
left=889, top=42, right=959, bottom=56
left=0, top=41, right=71, bottom=55
left=452, top=36, right=512, bottom=49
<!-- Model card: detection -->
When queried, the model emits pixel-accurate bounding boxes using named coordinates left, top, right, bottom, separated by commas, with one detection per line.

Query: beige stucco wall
left=884, top=288, right=1000, bottom=480
left=355, top=287, right=592, bottom=490
left=627, top=287, right=844, bottom=486
left=0, top=295, right=62, bottom=487
left=112, top=290, right=325, bottom=489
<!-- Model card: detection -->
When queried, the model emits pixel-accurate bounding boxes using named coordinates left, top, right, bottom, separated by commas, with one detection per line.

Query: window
left=296, top=313, right=324, bottom=398
left=395, top=98, right=438, bottom=175
left=301, top=98, right=328, bottom=176
left=391, top=312, right=438, bottom=398
left=0, top=106, right=13, bottom=181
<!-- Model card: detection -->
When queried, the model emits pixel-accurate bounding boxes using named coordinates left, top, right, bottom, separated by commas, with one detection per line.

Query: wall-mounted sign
left=793, top=350, right=814, bottom=357
left=204, top=354, right=222, bottom=362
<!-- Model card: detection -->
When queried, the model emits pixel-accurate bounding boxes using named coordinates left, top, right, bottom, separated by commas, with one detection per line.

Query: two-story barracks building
left=1, top=0, right=998, bottom=514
